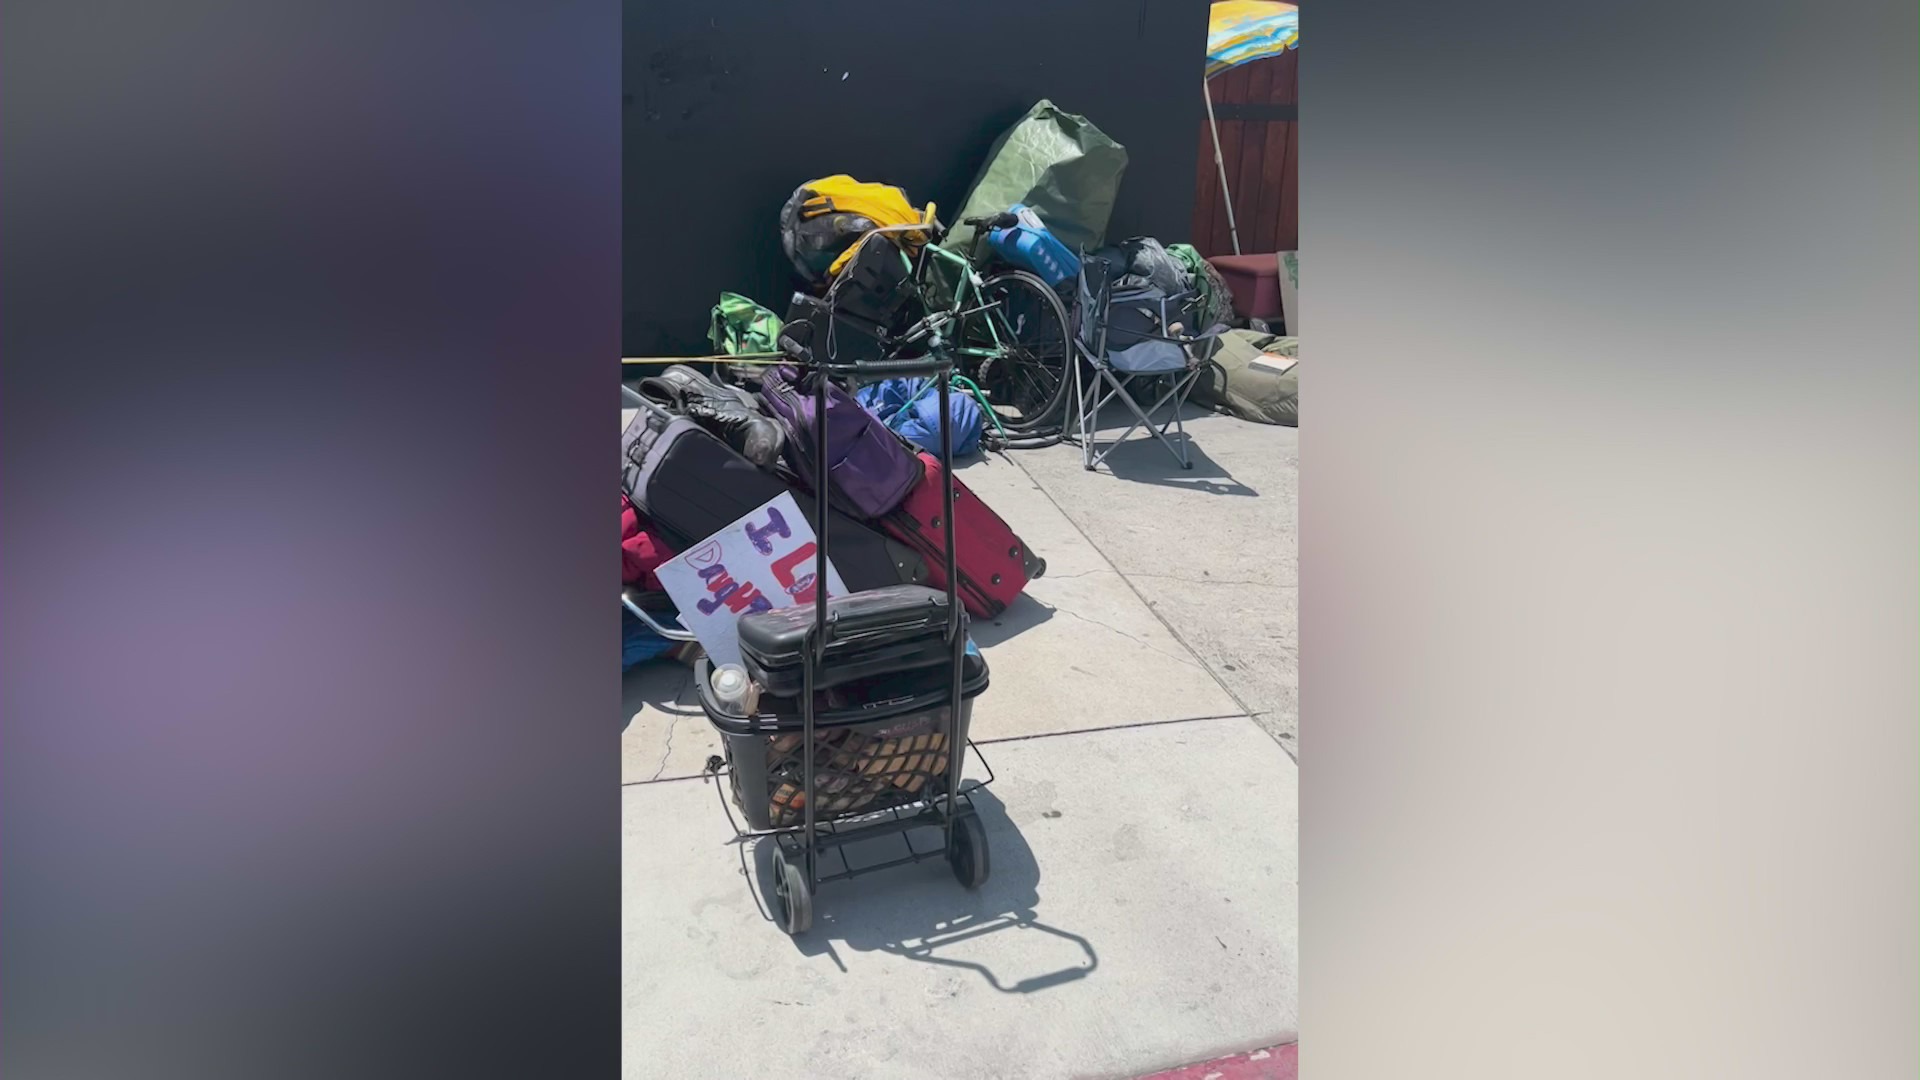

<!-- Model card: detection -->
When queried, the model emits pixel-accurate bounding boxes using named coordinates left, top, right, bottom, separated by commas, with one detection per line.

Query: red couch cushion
left=1207, top=253, right=1284, bottom=321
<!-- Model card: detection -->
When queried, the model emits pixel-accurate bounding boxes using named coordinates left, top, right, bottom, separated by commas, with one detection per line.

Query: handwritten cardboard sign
left=652, top=491, right=849, bottom=668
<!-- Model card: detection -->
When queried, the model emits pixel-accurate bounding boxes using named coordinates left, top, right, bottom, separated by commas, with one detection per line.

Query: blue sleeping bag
left=622, top=609, right=674, bottom=670
left=854, top=378, right=984, bottom=457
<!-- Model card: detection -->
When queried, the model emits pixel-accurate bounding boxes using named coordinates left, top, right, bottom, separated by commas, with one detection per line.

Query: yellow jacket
left=799, top=175, right=932, bottom=276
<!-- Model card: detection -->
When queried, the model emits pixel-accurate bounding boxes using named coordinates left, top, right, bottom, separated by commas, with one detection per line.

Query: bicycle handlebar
left=961, top=211, right=1019, bottom=232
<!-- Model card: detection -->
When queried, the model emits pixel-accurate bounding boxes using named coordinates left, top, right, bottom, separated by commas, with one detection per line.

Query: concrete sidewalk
left=1010, top=405, right=1298, bottom=752
left=621, top=409, right=1297, bottom=1079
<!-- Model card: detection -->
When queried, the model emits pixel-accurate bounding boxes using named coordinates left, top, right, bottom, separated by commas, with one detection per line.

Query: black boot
left=638, top=365, right=785, bottom=469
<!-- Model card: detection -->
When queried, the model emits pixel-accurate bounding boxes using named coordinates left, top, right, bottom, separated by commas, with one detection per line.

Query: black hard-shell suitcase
left=737, top=584, right=961, bottom=696
left=621, top=396, right=928, bottom=594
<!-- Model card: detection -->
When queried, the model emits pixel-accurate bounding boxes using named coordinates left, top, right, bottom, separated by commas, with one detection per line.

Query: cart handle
left=622, top=593, right=695, bottom=642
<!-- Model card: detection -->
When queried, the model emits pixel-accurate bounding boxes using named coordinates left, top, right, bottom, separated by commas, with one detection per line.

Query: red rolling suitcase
left=881, top=451, right=1046, bottom=619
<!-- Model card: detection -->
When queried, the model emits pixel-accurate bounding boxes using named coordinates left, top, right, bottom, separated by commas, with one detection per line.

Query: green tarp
left=945, top=99, right=1128, bottom=260
left=1193, top=330, right=1298, bottom=427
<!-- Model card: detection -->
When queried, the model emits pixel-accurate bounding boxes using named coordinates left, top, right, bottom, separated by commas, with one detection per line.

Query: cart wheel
left=948, top=813, right=991, bottom=889
left=774, top=855, right=813, bottom=936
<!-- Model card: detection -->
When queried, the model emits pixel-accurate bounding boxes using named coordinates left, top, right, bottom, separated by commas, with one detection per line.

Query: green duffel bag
left=707, top=292, right=784, bottom=385
left=1193, top=330, right=1298, bottom=427
left=1169, top=243, right=1237, bottom=331
left=708, top=292, right=784, bottom=357
left=944, top=99, right=1128, bottom=261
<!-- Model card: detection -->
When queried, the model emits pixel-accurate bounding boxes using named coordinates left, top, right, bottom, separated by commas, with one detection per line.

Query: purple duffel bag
left=759, top=363, right=921, bottom=519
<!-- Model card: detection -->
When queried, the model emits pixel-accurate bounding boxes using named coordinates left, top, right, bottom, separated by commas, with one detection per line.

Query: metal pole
left=938, top=366, right=963, bottom=844
left=1204, top=76, right=1243, bottom=256
left=804, top=364, right=829, bottom=890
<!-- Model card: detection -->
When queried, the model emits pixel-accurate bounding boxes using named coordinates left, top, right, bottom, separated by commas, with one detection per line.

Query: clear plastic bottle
left=710, top=663, right=757, bottom=716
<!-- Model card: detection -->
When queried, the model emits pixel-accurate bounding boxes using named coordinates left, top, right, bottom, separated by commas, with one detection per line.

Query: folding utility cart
left=699, top=322, right=994, bottom=937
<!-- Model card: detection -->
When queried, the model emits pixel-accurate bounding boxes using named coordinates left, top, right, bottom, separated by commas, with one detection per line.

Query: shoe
left=639, top=365, right=785, bottom=469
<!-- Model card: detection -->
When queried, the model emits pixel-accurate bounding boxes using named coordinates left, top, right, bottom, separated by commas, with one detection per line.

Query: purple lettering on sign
left=694, top=563, right=737, bottom=616
left=696, top=561, right=771, bottom=616
left=744, top=507, right=792, bottom=556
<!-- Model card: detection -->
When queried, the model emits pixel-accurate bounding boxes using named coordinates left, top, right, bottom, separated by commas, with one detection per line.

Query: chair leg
left=1144, top=370, right=1198, bottom=469
left=1082, top=365, right=1204, bottom=474
left=1128, top=373, right=1196, bottom=470
left=1085, top=369, right=1140, bottom=469
left=1079, top=357, right=1099, bottom=470
left=1087, top=371, right=1168, bottom=471
left=1085, top=383, right=1119, bottom=471
left=1084, top=371, right=1129, bottom=471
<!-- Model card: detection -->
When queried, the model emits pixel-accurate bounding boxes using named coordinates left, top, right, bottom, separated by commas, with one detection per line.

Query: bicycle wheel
left=957, top=269, right=1075, bottom=432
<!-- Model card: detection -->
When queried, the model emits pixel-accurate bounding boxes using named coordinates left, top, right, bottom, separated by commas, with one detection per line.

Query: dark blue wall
left=624, top=0, right=1208, bottom=356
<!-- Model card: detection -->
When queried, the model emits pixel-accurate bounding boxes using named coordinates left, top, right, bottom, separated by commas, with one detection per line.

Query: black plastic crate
left=696, top=649, right=987, bottom=832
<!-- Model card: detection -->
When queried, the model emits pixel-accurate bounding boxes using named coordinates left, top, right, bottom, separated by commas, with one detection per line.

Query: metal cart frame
left=700, top=276, right=996, bottom=936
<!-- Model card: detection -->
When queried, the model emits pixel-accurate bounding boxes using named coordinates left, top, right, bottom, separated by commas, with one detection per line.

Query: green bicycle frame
left=857, top=239, right=1011, bottom=441
left=889, top=239, right=1009, bottom=363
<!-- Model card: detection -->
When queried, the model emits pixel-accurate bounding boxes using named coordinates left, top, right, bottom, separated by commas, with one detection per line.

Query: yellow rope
left=621, top=353, right=786, bottom=366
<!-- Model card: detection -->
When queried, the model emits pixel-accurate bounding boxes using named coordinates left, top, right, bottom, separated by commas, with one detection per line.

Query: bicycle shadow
left=735, top=788, right=1098, bottom=995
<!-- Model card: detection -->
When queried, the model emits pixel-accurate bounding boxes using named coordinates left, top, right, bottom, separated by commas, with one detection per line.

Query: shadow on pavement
left=622, top=661, right=698, bottom=733
left=1073, top=400, right=1260, bottom=496
left=1092, top=436, right=1258, bottom=497
left=738, top=788, right=1098, bottom=994
left=969, top=591, right=1056, bottom=649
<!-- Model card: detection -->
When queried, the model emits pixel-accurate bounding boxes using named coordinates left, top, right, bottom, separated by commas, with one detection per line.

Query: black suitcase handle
left=818, top=355, right=952, bottom=380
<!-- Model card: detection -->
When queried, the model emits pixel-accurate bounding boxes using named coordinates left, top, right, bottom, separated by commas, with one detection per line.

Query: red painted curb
left=1132, top=1042, right=1297, bottom=1080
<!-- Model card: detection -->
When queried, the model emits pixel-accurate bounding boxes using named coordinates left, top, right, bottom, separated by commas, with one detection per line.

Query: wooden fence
left=1191, top=50, right=1297, bottom=257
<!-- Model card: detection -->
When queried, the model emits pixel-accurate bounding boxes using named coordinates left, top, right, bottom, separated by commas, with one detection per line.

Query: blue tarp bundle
left=854, top=378, right=984, bottom=457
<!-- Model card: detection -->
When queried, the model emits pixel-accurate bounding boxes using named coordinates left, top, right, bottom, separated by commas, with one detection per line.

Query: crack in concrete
left=1125, top=571, right=1297, bottom=590
left=646, top=669, right=698, bottom=782
left=975, top=711, right=1254, bottom=746
left=1032, top=568, right=1114, bottom=581
left=1049, top=603, right=1201, bottom=668
left=1005, top=452, right=1292, bottom=758
left=648, top=713, right=683, bottom=782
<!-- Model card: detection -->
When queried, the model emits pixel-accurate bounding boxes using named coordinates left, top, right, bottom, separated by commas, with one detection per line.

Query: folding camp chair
left=1072, top=261, right=1218, bottom=472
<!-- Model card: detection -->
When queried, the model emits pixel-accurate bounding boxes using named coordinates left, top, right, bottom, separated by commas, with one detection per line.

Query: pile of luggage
left=624, top=310, right=1043, bottom=848
left=620, top=95, right=1299, bottom=663
left=620, top=360, right=1046, bottom=671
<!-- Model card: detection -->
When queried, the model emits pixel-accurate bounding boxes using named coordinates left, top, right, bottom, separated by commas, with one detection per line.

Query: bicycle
left=802, top=209, right=1076, bottom=434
